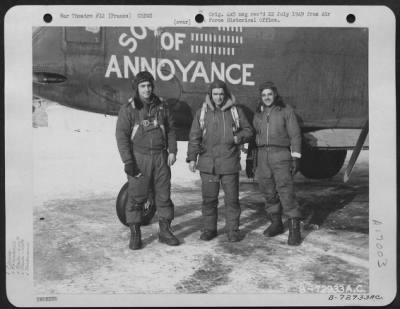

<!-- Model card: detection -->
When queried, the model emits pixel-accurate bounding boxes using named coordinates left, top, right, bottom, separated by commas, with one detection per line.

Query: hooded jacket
left=187, top=95, right=253, bottom=174
left=116, top=95, right=177, bottom=164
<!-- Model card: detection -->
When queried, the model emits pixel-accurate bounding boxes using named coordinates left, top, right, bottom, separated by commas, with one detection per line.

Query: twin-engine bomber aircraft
left=33, top=26, right=369, bottom=225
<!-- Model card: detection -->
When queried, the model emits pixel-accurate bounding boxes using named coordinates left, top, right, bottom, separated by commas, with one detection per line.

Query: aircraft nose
left=33, top=27, right=67, bottom=84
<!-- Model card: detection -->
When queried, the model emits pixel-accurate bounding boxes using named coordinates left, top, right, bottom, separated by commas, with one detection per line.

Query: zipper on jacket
left=266, top=111, right=270, bottom=145
left=149, top=105, right=153, bottom=155
left=222, top=111, right=226, bottom=139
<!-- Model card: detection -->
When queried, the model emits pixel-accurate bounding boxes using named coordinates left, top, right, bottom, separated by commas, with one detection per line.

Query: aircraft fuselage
left=33, top=27, right=368, bottom=138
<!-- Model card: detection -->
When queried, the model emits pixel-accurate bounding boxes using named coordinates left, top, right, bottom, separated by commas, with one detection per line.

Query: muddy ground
left=33, top=127, right=369, bottom=295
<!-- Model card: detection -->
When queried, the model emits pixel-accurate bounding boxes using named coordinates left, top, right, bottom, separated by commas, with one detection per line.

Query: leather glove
left=291, top=158, right=300, bottom=176
left=124, top=162, right=142, bottom=178
left=246, top=158, right=254, bottom=178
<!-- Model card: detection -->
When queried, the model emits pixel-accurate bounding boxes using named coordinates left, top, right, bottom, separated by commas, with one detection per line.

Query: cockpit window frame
left=62, top=27, right=104, bottom=55
left=64, top=27, right=103, bottom=44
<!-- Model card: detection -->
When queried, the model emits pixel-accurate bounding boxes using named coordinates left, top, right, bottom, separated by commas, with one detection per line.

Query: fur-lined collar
left=203, top=94, right=236, bottom=111
left=257, top=101, right=285, bottom=112
left=129, top=94, right=162, bottom=110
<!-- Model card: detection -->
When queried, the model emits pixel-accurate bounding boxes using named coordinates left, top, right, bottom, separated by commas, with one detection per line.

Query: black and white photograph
left=5, top=5, right=396, bottom=307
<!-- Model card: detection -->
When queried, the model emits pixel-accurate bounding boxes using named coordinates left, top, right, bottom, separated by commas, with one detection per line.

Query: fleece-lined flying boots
left=263, top=214, right=284, bottom=237
left=129, top=223, right=142, bottom=250
left=158, top=219, right=180, bottom=246
left=288, top=218, right=302, bottom=246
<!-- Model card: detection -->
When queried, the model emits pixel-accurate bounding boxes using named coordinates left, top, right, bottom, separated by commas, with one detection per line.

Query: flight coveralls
left=187, top=97, right=253, bottom=232
left=253, top=104, right=302, bottom=219
left=116, top=95, right=177, bottom=224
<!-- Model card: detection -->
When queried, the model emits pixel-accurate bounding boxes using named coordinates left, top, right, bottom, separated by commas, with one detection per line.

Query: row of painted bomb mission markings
left=190, top=31, right=243, bottom=56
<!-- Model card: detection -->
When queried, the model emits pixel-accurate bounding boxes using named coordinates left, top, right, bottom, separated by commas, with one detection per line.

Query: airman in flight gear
left=187, top=80, right=253, bottom=242
left=253, top=81, right=302, bottom=246
left=116, top=71, right=179, bottom=250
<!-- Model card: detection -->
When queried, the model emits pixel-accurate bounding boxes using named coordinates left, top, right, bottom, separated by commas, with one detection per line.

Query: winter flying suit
left=187, top=95, right=253, bottom=232
left=116, top=95, right=177, bottom=224
left=253, top=103, right=302, bottom=218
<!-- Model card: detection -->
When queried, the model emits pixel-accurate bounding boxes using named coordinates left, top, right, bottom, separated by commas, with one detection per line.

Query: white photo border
left=4, top=5, right=396, bottom=307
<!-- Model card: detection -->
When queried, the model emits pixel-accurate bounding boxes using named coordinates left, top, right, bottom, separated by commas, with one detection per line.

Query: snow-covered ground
left=31, top=105, right=370, bottom=299
left=33, top=105, right=202, bottom=206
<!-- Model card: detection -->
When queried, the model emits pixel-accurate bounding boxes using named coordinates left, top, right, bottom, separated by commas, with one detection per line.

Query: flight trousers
left=126, top=150, right=174, bottom=224
left=255, top=147, right=301, bottom=218
left=200, top=172, right=241, bottom=232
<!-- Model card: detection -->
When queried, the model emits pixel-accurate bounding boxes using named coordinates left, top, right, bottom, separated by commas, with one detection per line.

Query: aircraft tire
left=116, top=182, right=157, bottom=226
left=299, top=146, right=347, bottom=179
